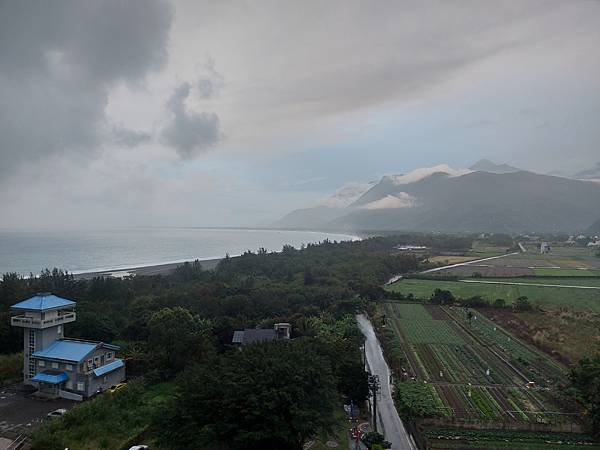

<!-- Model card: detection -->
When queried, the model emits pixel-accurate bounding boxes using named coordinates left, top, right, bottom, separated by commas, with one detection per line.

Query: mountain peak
left=470, top=159, right=519, bottom=174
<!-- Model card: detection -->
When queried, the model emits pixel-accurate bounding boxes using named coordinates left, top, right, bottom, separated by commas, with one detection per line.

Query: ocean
left=0, top=228, right=358, bottom=277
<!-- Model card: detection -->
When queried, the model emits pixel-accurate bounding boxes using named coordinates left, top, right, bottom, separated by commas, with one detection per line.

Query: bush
left=0, top=353, right=22, bottom=386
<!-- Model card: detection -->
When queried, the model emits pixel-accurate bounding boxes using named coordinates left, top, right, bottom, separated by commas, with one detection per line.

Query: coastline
left=72, top=257, right=224, bottom=280
left=69, top=229, right=362, bottom=280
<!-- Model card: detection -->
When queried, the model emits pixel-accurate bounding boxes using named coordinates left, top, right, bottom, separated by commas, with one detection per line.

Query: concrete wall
left=23, top=325, right=64, bottom=384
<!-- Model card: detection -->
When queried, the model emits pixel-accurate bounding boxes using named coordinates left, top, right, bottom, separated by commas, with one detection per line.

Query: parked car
left=108, top=382, right=127, bottom=394
left=128, top=446, right=149, bottom=450
left=47, top=408, right=67, bottom=418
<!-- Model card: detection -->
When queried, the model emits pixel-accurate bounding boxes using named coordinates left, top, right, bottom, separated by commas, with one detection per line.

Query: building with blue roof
left=10, top=293, right=125, bottom=401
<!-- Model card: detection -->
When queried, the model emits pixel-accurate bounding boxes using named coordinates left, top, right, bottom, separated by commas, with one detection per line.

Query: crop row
left=413, top=343, right=517, bottom=385
left=397, top=319, right=465, bottom=345
left=444, top=307, right=567, bottom=386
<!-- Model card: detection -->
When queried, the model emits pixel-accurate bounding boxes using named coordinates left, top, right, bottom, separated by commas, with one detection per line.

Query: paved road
left=0, top=386, right=73, bottom=439
left=356, top=314, right=416, bottom=450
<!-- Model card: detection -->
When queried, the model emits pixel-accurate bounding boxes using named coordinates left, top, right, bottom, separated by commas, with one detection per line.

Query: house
left=10, top=293, right=125, bottom=401
left=232, top=322, right=291, bottom=346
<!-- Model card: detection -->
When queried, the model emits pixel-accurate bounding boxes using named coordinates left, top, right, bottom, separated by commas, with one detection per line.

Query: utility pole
left=363, top=336, right=367, bottom=372
left=368, top=374, right=381, bottom=433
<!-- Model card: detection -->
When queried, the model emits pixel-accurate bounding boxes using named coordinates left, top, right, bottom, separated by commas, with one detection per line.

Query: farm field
left=382, top=303, right=576, bottom=427
left=475, top=277, right=600, bottom=287
left=386, top=278, right=600, bottom=312
left=428, top=255, right=482, bottom=265
left=480, top=308, right=600, bottom=365
left=424, top=429, right=600, bottom=449
left=535, top=268, right=600, bottom=276
left=476, top=246, right=600, bottom=270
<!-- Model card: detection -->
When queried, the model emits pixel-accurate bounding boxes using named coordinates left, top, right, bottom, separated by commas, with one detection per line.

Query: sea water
left=0, top=227, right=358, bottom=276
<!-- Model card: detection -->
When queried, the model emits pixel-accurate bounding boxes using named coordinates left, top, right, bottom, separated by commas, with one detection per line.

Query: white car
left=47, top=408, right=67, bottom=418
left=128, top=446, right=149, bottom=450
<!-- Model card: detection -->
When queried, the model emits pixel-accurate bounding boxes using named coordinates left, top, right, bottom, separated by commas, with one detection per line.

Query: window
left=76, top=382, right=84, bottom=391
left=57, top=325, right=62, bottom=334
left=106, top=352, right=113, bottom=360
left=66, top=381, right=73, bottom=389
left=51, top=362, right=59, bottom=369
left=38, top=360, right=45, bottom=367
left=65, top=364, right=73, bottom=371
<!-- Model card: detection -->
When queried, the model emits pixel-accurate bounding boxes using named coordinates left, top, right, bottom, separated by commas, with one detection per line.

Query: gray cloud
left=196, top=58, right=225, bottom=99
left=111, top=125, right=152, bottom=148
left=161, top=82, right=221, bottom=158
left=0, top=0, right=173, bottom=179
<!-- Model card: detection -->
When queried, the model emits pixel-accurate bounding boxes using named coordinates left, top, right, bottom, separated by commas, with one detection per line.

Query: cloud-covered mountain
left=469, top=159, right=520, bottom=174
left=274, top=162, right=600, bottom=233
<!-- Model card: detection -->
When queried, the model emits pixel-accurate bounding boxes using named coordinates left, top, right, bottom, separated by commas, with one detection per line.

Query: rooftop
left=11, top=293, right=75, bottom=311
left=32, top=339, right=119, bottom=363
left=93, top=358, right=124, bottom=377
left=232, top=328, right=277, bottom=345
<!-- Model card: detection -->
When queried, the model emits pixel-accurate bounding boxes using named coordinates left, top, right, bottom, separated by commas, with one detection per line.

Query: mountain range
left=273, top=160, right=600, bottom=233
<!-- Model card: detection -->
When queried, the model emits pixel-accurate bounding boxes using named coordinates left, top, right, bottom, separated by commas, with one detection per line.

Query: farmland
left=381, top=303, right=578, bottom=429
left=480, top=308, right=600, bottom=365
left=424, top=429, right=600, bottom=449
left=386, top=278, right=600, bottom=311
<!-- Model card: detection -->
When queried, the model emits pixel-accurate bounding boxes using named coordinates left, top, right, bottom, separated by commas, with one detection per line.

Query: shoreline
left=4, top=228, right=361, bottom=279
left=70, top=230, right=362, bottom=280
left=72, top=257, right=225, bottom=280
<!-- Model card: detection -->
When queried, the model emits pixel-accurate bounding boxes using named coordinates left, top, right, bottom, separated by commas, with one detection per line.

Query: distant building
left=10, top=293, right=125, bottom=401
left=232, top=322, right=291, bottom=346
left=540, top=242, right=551, bottom=254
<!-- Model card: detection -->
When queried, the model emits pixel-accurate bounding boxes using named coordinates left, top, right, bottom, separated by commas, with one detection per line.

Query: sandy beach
left=72, top=257, right=223, bottom=280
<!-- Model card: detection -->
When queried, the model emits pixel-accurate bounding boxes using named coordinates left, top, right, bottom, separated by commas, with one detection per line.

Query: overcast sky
left=1, top=0, right=599, bottom=229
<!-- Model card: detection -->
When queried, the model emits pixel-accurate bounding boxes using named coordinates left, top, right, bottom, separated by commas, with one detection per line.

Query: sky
left=1, top=0, right=599, bottom=229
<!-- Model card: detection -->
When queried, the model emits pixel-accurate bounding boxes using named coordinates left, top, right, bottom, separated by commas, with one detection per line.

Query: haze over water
left=0, top=228, right=357, bottom=276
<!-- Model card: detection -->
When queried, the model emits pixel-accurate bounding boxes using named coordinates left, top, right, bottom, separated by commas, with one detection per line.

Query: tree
left=493, top=298, right=506, bottom=308
left=570, top=354, right=600, bottom=437
left=155, top=339, right=338, bottom=450
left=430, top=288, right=455, bottom=305
left=515, top=296, right=532, bottom=312
left=147, top=307, right=213, bottom=378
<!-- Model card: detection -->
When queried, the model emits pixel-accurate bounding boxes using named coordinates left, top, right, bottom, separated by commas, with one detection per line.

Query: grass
left=481, top=308, right=600, bottom=365
left=31, top=381, right=176, bottom=450
left=386, top=278, right=600, bottom=312
left=0, top=352, right=22, bottom=386
left=478, top=277, right=600, bottom=287
left=311, top=407, right=351, bottom=450
left=535, top=268, right=600, bottom=277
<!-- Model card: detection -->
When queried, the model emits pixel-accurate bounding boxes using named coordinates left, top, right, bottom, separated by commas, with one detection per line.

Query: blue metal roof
left=32, top=340, right=98, bottom=362
left=93, top=358, right=124, bottom=377
left=11, top=294, right=75, bottom=311
left=32, top=371, right=69, bottom=384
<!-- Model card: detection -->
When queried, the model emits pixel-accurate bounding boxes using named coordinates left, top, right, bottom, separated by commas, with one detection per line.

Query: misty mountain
left=275, top=164, right=600, bottom=233
left=588, top=219, right=600, bottom=235
left=574, top=162, right=600, bottom=181
left=469, top=159, right=520, bottom=173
